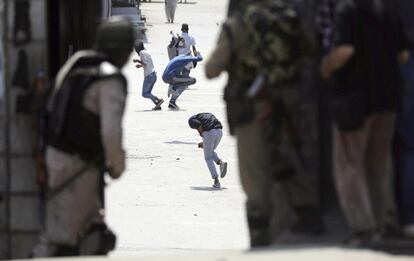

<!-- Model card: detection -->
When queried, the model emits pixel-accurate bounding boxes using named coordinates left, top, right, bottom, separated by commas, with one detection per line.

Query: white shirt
left=178, top=32, right=196, bottom=69
left=139, top=50, right=155, bottom=77
left=178, top=32, right=196, bottom=56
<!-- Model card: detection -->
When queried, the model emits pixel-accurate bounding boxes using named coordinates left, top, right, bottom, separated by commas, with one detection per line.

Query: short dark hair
left=188, top=115, right=201, bottom=129
left=181, top=23, right=189, bottom=32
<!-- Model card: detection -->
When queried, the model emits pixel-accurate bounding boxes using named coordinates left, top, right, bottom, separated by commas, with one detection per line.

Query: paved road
left=106, top=0, right=250, bottom=256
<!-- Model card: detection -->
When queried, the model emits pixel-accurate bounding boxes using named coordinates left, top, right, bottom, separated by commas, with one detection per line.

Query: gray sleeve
left=98, top=78, right=127, bottom=178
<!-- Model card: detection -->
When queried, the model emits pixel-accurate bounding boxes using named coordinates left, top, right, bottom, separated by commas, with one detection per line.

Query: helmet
left=94, top=17, right=134, bottom=53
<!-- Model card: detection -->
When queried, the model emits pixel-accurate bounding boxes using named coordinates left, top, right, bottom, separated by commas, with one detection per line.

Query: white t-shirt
left=178, top=32, right=196, bottom=56
left=139, top=50, right=155, bottom=77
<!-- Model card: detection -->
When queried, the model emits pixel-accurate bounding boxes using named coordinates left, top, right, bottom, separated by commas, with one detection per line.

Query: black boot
left=248, top=215, right=271, bottom=247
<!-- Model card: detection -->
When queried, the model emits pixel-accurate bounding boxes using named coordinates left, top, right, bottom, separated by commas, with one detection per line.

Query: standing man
left=206, top=0, right=316, bottom=247
left=188, top=113, right=228, bottom=189
left=134, top=41, right=164, bottom=110
left=168, top=23, right=198, bottom=109
left=165, top=0, right=177, bottom=23
left=321, top=0, right=408, bottom=245
left=32, top=17, right=134, bottom=257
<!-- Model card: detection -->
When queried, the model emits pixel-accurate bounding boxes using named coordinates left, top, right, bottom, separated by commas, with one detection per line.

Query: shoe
left=343, top=230, right=381, bottom=248
left=168, top=101, right=180, bottom=110
left=213, top=178, right=221, bottom=189
left=153, top=98, right=164, bottom=110
left=250, top=229, right=271, bottom=248
left=219, top=161, right=228, bottom=178
left=403, top=225, right=414, bottom=238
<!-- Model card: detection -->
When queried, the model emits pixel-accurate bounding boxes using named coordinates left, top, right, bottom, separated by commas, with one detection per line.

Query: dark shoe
left=219, top=161, right=228, bottom=178
left=248, top=215, right=271, bottom=248
left=343, top=230, right=381, bottom=248
left=250, top=230, right=271, bottom=248
left=168, top=101, right=180, bottom=110
left=153, top=98, right=164, bottom=110
left=213, top=178, right=221, bottom=189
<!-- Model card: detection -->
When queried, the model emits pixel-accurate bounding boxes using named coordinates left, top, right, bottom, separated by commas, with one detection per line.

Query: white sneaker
left=403, top=225, right=414, bottom=238
left=220, top=162, right=228, bottom=178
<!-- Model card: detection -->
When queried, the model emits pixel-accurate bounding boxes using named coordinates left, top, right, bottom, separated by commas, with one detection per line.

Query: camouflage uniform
left=206, top=0, right=321, bottom=246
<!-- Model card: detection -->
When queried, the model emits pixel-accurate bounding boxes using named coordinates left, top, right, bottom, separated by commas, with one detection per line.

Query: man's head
left=181, top=23, right=189, bottom=33
left=94, top=17, right=134, bottom=68
left=135, top=40, right=145, bottom=54
left=188, top=115, right=201, bottom=129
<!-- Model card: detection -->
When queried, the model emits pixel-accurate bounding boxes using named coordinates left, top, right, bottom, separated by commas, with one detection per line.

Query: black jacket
left=188, top=113, right=223, bottom=132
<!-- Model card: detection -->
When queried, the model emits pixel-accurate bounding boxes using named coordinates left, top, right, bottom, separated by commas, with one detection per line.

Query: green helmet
left=94, top=17, right=134, bottom=53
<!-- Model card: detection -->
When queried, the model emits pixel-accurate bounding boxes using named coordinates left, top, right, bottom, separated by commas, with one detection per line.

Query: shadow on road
left=191, top=186, right=228, bottom=191
left=134, top=109, right=160, bottom=112
left=164, top=140, right=198, bottom=145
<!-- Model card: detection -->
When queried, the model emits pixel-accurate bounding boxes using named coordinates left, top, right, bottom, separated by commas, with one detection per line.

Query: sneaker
left=213, top=178, right=221, bottom=189
left=219, top=162, right=228, bottom=178
left=153, top=98, right=164, bottom=110
left=168, top=101, right=180, bottom=110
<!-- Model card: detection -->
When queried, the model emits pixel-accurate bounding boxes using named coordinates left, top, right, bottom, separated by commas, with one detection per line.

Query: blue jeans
left=142, top=72, right=158, bottom=104
left=396, top=55, right=414, bottom=225
left=170, top=68, right=191, bottom=103
left=202, top=128, right=223, bottom=179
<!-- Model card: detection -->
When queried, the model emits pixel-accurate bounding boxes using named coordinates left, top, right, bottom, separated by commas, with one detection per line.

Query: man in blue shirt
left=162, top=54, right=202, bottom=109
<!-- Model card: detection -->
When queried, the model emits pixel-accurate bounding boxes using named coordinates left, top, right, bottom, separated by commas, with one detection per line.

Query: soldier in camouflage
left=206, top=0, right=322, bottom=247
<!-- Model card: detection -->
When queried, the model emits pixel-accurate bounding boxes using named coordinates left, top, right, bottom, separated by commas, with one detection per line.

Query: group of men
left=213, top=0, right=414, bottom=249
left=134, top=23, right=198, bottom=110
left=31, top=0, right=414, bottom=257
left=31, top=17, right=226, bottom=256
